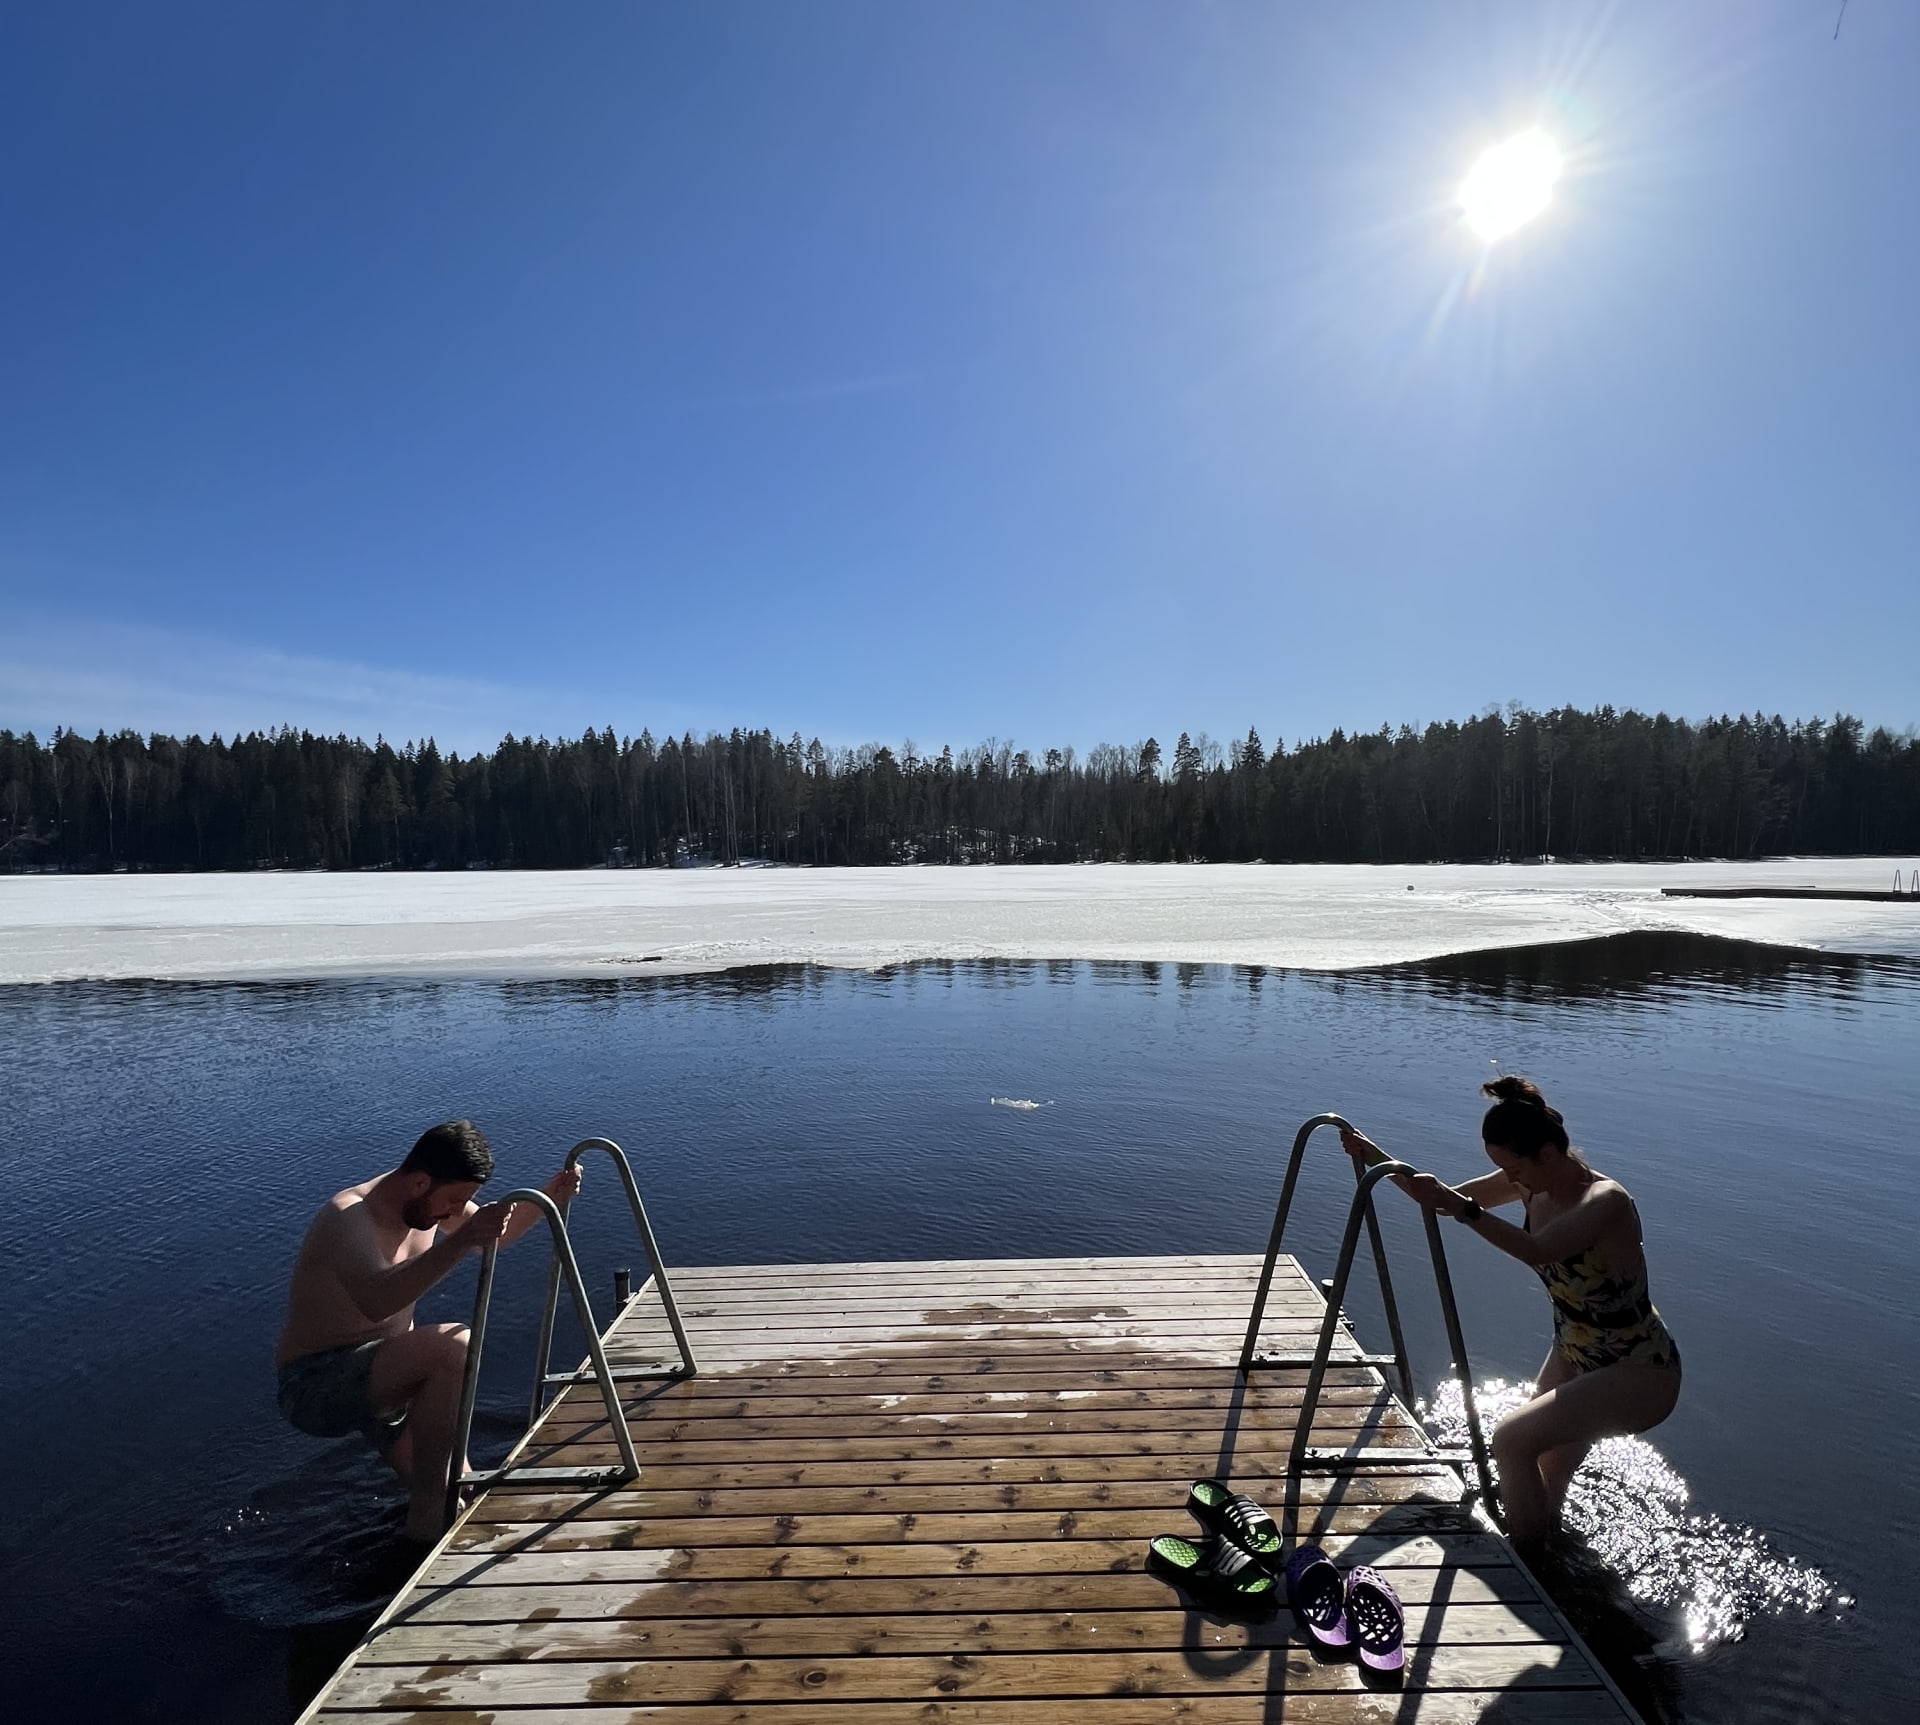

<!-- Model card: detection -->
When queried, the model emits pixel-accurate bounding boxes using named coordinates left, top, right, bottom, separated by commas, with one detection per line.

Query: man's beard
left=401, top=1197, right=437, bottom=1231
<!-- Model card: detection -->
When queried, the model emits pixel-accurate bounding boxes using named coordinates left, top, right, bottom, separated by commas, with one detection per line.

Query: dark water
left=1, top=933, right=1915, bottom=1722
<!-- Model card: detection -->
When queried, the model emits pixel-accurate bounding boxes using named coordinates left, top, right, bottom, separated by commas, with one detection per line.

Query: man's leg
left=368, top=1323, right=471, bottom=1543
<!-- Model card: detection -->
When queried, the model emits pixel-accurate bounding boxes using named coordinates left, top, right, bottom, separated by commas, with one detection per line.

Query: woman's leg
left=1527, top=1351, right=1590, bottom=1524
left=1492, top=1359, right=1679, bottom=1545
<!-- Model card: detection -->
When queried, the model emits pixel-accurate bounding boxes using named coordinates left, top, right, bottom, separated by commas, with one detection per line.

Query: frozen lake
left=3, top=936, right=1915, bottom=1721
left=4, top=857, right=1918, bottom=983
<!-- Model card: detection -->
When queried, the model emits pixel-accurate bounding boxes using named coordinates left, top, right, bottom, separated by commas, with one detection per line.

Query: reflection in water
left=1424, top=1378, right=1842, bottom=1663
left=1365, top=929, right=1920, bottom=1009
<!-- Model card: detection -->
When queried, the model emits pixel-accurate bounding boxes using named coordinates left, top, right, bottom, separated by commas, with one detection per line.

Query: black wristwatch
left=1455, top=1197, right=1483, bottom=1224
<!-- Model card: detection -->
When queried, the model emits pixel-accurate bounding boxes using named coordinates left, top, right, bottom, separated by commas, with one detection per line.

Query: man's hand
left=545, top=1163, right=583, bottom=1206
left=450, top=1199, right=516, bottom=1253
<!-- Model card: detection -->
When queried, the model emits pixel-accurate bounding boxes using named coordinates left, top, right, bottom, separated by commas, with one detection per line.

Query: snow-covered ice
left=1, top=859, right=1916, bottom=985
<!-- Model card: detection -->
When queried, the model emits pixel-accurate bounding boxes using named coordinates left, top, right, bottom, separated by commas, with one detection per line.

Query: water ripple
left=1423, top=1377, right=1843, bottom=1657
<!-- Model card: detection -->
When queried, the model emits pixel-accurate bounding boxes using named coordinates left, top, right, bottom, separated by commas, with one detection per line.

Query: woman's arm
left=1456, top=1169, right=1524, bottom=1208
left=1339, top=1129, right=1520, bottom=1209
left=1452, top=1186, right=1627, bottom=1267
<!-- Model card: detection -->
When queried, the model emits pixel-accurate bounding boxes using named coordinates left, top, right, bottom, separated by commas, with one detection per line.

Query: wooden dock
left=299, top=1253, right=1641, bottom=1723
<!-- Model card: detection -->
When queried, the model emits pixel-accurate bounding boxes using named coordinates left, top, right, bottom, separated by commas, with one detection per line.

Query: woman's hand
left=1338, top=1127, right=1385, bottom=1167
left=1403, top=1173, right=1467, bottom=1217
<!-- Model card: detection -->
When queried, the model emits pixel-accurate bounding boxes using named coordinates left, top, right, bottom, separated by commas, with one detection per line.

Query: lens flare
left=1460, top=131, right=1562, bottom=241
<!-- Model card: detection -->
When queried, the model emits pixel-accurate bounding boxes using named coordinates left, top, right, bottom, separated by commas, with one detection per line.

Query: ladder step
left=1249, top=1352, right=1398, bottom=1369
left=543, top=1364, right=688, bottom=1385
left=460, top=1464, right=635, bottom=1490
left=1297, top=1445, right=1447, bottom=1469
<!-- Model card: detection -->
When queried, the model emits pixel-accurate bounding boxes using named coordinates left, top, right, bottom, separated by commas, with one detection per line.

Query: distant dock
left=297, top=1252, right=1641, bottom=1723
left=1661, top=885, right=1919, bottom=902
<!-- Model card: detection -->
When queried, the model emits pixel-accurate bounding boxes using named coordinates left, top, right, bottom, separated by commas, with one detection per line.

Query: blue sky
left=3, top=2, right=1914, bottom=755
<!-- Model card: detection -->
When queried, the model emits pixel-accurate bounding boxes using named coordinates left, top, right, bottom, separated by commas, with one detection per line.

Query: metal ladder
left=443, top=1138, right=696, bottom=1527
left=444, top=1187, right=639, bottom=1526
left=526, top=1136, right=698, bottom=1424
left=1238, top=1112, right=1500, bottom=1518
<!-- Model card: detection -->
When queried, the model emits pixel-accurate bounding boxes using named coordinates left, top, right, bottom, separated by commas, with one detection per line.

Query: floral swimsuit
left=1526, top=1201, right=1681, bottom=1375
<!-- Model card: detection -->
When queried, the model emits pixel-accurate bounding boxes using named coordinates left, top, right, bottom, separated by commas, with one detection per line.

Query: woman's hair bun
left=1482, top=1074, right=1548, bottom=1107
left=1478, top=1074, right=1569, bottom=1154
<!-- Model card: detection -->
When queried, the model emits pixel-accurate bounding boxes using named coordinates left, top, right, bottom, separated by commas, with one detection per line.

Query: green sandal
left=1186, top=1477, right=1283, bottom=1563
left=1147, top=1533, right=1278, bottom=1612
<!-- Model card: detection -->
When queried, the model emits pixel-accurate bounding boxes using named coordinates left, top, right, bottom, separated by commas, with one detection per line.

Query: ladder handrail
left=1290, top=1158, right=1500, bottom=1516
left=526, top=1137, right=697, bottom=1426
left=446, top=1186, right=640, bottom=1528
left=1237, top=1112, right=1416, bottom=1408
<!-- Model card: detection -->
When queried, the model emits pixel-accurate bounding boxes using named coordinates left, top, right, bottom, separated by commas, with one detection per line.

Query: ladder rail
left=1287, top=1158, right=1500, bottom=1517
left=526, top=1136, right=698, bottom=1427
left=1237, top=1112, right=1416, bottom=1408
left=446, top=1186, right=640, bottom=1529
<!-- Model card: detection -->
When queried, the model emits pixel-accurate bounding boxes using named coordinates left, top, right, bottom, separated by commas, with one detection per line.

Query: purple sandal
left=1344, top=1564, right=1405, bottom=1673
left=1282, top=1543, right=1350, bottom=1650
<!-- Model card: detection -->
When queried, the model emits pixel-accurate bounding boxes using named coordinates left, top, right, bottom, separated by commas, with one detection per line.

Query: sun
left=1460, top=131, right=1561, bottom=242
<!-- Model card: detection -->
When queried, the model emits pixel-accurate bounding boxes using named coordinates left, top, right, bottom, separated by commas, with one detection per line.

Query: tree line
left=2, top=706, right=1915, bottom=874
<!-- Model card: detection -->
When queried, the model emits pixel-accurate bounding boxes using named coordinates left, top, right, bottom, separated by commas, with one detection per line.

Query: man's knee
left=424, top=1324, right=470, bottom=1375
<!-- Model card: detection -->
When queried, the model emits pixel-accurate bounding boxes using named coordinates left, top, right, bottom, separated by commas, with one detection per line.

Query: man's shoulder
left=308, top=1179, right=380, bottom=1237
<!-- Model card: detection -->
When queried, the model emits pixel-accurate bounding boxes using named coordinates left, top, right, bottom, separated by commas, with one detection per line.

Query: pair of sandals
left=1147, top=1479, right=1406, bottom=1674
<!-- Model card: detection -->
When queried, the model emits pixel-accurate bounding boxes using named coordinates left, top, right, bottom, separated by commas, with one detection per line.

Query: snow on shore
left=2, top=859, right=1916, bottom=985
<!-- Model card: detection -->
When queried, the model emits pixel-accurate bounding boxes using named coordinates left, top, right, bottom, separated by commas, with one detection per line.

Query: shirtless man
left=275, top=1119, right=580, bottom=1543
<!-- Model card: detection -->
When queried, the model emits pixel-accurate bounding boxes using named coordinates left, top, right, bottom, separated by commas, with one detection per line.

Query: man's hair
left=400, top=1119, right=495, bottom=1185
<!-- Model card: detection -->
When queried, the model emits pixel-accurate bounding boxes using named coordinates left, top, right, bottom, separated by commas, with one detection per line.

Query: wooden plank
left=359, top=1598, right=1567, bottom=1664
left=387, top=1567, right=1548, bottom=1622
left=603, top=1343, right=1332, bottom=1370
left=495, top=1431, right=1427, bottom=1469
left=513, top=1409, right=1419, bottom=1454
left=464, top=1452, right=1446, bottom=1501
left=660, top=1255, right=1275, bottom=1278
left=317, top=1691, right=1633, bottom=1723
left=645, top=1260, right=1305, bottom=1290
left=531, top=1383, right=1397, bottom=1433
left=652, top=1265, right=1276, bottom=1286
left=419, top=1532, right=1515, bottom=1588
left=607, top=1325, right=1341, bottom=1353
left=460, top=1470, right=1464, bottom=1523
left=614, top=1313, right=1336, bottom=1336
left=542, top=1363, right=1387, bottom=1398
left=449, top=1500, right=1486, bottom=1555
left=648, top=1292, right=1319, bottom=1317
left=596, top=1351, right=1369, bottom=1379
left=323, top=1641, right=1601, bottom=1708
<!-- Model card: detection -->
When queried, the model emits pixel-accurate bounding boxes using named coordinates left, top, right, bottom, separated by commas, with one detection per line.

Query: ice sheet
left=2, top=859, right=1917, bottom=985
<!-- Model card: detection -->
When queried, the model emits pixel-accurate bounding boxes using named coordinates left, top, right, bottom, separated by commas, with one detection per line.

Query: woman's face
left=1484, top=1139, right=1539, bottom=1192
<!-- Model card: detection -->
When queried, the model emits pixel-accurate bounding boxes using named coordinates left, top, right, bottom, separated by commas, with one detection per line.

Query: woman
left=1340, top=1076, right=1681, bottom=1546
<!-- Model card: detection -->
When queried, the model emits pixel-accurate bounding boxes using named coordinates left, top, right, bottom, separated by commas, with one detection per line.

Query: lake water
left=1, top=932, right=1915, bottom=1721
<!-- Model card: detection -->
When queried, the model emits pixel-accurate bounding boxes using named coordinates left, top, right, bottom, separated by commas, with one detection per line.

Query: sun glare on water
left=1460, top=130, right=1561, bottom=242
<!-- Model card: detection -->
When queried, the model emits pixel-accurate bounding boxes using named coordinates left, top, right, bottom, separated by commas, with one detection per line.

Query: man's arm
left=332, top=1200, right=514, bottom=1323
left=499, top=1163, right=584, bottom=1248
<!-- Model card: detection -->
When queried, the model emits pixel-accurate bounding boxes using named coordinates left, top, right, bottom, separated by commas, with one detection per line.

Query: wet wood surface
left=301, top=1253, right=1638, bottom=1722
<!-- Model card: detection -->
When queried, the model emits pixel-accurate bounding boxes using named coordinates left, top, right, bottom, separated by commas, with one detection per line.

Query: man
left=275, top=1119, right=580, bottom=1543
